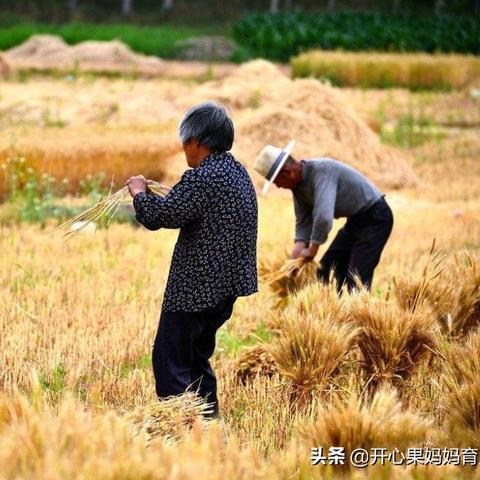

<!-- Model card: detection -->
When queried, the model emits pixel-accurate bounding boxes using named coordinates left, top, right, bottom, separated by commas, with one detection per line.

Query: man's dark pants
left=317, top=196, right=394, bottom=292
left=152, top=295, right=237, bottom=418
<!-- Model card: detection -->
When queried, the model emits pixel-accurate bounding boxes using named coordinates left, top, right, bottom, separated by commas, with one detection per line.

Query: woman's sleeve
left=133, top=170, right=208, bottom=230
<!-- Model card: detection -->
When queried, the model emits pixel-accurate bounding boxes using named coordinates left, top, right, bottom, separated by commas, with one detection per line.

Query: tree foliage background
left=2, top=0, right=479, bottom=24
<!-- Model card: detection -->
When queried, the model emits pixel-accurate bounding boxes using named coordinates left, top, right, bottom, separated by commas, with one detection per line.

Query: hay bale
left=185, top=60, right=416, bottom=190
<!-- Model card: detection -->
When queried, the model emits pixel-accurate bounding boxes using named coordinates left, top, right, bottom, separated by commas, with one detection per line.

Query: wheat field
left=0, top=63, right=479, bottom=479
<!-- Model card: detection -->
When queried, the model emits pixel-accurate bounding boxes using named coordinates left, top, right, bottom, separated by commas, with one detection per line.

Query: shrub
left=234, top=11, right=480, bottom=63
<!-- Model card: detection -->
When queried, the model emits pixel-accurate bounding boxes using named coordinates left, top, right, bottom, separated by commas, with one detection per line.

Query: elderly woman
left=126, top=102, right=258, bottom=418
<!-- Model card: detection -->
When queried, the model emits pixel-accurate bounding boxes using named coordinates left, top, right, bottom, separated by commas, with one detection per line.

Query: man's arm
left=132, top=170, right=207, bottom=231
left=292, top=195, right=313, bottom=259
left=309, top=169, right=337, bottom=247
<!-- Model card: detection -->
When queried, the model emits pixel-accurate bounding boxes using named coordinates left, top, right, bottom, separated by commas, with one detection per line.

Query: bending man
left=254, top=140, right=393, bottom=292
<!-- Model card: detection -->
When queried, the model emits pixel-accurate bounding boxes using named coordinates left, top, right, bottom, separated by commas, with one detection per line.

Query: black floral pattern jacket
left=133, top=151, right=258, bottom=312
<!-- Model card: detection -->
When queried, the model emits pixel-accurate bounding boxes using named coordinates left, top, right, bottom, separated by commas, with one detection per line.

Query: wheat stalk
left=51, top=180, right=171, bottom=239
left=263, top=257, right=312, bottom=284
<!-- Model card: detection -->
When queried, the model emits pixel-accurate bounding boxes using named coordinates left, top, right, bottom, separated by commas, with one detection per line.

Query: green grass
left=380, top=114, right=446, bottom=149
left=39, top=362, right=67, bottom=395
left=216, top=323, right=274, bottom=356
left=0, top=22, right=226, bottom=59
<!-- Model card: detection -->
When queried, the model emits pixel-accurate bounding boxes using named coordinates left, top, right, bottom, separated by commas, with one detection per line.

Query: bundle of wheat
left=441, top=330, right=480, bottom=449
left=52, top=180, right=170, bottom=239
left=123, top=392, right=211, bottom=443
left=391, top=242, right=448, bottom=314
left=350, top=291, right=441, bottom=395
left=298, top=388, right=432, bottom=470
left=392, top=245, right=480, bottom=339
left=259, top=255, right=318, bottom=309
left=447, top=253, right=480, bottom=338
left=234, top=344, right=277, bottom=385
left=268, top=291, right=359, bottom=407
left=283, top=280, right=347, bottom=325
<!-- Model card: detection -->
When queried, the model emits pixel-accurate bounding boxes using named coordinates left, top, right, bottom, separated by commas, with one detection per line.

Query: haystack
left=186, top=60, right=416, bottom=190
left=5, top=34, right=68, bottom=60
left=4, top=34, right=165, bottom=74
left=182, top=59, right=290, bottom=109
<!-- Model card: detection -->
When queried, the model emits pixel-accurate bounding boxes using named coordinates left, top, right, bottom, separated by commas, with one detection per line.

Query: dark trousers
left=152, top=295, right=237, bottom=418
left=317, top=196, right=394, bottom=292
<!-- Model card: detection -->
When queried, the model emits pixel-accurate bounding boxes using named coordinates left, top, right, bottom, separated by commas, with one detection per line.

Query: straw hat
left=254, top=140, right=296, bottom=195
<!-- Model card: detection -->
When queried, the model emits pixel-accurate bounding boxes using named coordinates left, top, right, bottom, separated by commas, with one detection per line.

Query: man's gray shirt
left=293, top=158, right=383, bottom=245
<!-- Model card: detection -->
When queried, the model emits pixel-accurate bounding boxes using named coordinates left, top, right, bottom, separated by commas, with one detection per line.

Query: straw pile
left=186, top=60, right=416, bottom=190
left=4, top=35, right=165, bottom=74
left=123, top=393, right=211, bottom=443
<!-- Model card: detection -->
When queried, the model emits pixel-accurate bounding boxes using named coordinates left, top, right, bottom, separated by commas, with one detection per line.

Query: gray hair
left=178, top=101, right=234, bottom=152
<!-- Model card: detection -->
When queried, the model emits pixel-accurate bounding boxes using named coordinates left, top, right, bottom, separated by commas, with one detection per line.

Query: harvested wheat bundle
left=392, top=246, right=480, bottom=339
left=391, top=241, right=448, bottom=314
left=259, top=254, right=317, bottom=308
left=441, top=330, right=480, bottom=448
left=234, top=344, right=277, bottom=385
left=268, top=297, right=359, bottom=407
left=298, top=388, right=433, bottom=470
left=284, top=280, right=348, bottom=326
left=446, top=253, right=480, bottom=338
left=350, top=291, right=442, bottom=395
left=123, top=392, right=211, bottom=443
left=51, top=180, right=171, bottom=239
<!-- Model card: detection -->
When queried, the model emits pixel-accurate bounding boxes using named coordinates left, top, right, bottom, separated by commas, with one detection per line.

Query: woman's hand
left=126, top=175, right=147, bottom=198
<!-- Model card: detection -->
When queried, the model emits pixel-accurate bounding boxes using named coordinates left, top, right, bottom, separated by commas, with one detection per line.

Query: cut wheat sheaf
left=51, top=180, right=171, bottom=239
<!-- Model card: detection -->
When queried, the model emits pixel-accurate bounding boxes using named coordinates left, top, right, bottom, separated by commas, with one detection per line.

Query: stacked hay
left=186, top=60, right=416, bottom=190
left=5, top=34, right=68, bottom=61
left=4, top=34, right=165, bottom=74
left=183, top=59, right=290, bottom=110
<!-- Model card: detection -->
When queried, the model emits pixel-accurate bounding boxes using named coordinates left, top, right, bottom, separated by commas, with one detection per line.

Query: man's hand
left=290, top=241, right=318, bottom=278
left=291, top=241, right=307, bottom=259
left=126, top=175, right=147, bottom=198
left=299, top=243, right=319, bottom=260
